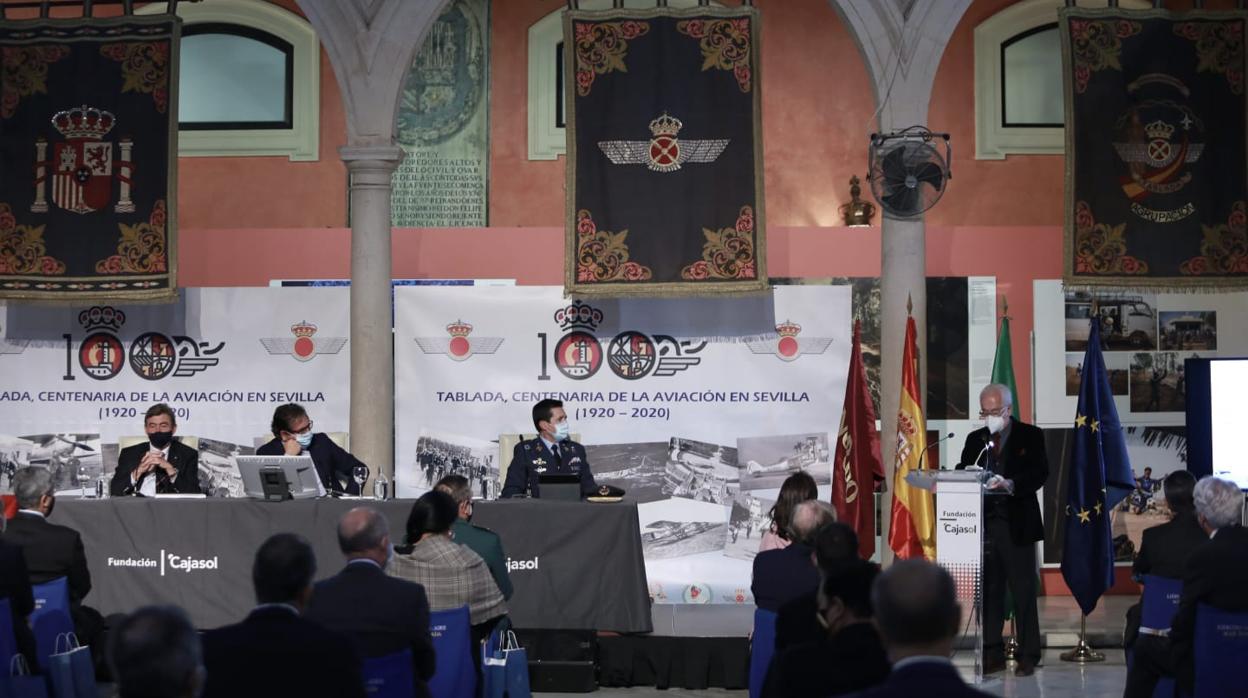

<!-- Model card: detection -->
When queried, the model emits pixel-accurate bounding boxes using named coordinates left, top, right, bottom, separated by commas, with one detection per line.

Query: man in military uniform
left=501, top=399, right=598, bottom=498
left=435, top=474, right=513, bottom=600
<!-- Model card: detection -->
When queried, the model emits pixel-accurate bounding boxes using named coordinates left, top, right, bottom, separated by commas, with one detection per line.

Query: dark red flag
left=831, top=320, right=885, bottom=559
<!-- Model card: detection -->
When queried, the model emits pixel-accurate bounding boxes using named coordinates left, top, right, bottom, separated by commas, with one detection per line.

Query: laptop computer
left=539, top=473, right=582, bottom=502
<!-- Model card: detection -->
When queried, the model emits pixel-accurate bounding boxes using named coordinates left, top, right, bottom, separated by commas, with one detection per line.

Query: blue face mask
left=555, top=421, right=571, bottom=441
left=295, top=432, right=314, bottom=448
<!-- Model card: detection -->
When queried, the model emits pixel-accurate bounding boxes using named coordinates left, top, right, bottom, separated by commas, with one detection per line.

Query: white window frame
left=973, top=0, right=1148, bottom=160
left=139, top=0, right=319, bottom=161
left=527, top=0, right=721, bottom=161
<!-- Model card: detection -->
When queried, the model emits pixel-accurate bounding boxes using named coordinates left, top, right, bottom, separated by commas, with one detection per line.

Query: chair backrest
left=31, top=577, right=69, bottom=619
left=32, top=608, right=74, bottom=672
left=0, top=598, right=16, bottom=672
left=363, top=648, right=416, bottom=698
left=428, top=605, right=475, bottom=698
left=749, top=607, right=778, bottom=698
left=1140, top=575, right=1183, bottom=631
left=0, top=494, right=15, bottom=519
left=1193, top=603, right=1248, bottom=698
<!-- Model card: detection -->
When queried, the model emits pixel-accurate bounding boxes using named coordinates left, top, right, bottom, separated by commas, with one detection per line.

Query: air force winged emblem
left=261, top=321, right=347, bottom=362
left=415, top=320, right=503, bottom=362
left=746, top=320, right=832, bottom=362
left=598, top=113, right=729, bottom=174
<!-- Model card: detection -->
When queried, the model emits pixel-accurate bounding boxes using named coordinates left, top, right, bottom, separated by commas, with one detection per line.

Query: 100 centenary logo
left=73, top=306, right=225, bottom=381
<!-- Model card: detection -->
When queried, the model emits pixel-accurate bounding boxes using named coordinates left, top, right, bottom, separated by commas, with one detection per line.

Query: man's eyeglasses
left=283, top=420, right=313, bottom=435
left=978, top=407, right=1009, bottom=419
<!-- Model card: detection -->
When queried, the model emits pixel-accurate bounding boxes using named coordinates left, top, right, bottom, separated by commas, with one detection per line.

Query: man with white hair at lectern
left=1127, top=475, right=1248, bottom=698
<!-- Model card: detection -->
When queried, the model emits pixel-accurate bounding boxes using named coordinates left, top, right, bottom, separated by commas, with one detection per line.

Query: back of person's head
left=789, top=500, right=837, bottom=546
left=1194, top=475, right=1243, bottom=530
left=1163, top=470, right=1197, bottom=516
left=436, top=474, right=473, bottom=505
left=872, top=559, right=961, bottom=653
left=769, top=471, right=818, bottom=541
left=337, top=507, right=389, bottom=557
left=253, top=533, right=316, bottom=605
left=820, top=558, right=880, bottom=621
left=109, top=605, right=203, bottom=698
left=270, top=403, right=308, bottom=438
left=406, top=489, right=458, bottom=541
left=813, top=522, right=861, bottom=572
left=13, top=466, right=53, bottom=510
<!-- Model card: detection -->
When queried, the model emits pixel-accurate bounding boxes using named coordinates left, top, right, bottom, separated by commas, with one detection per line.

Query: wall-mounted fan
left=867, top=127, right=951, bottom=219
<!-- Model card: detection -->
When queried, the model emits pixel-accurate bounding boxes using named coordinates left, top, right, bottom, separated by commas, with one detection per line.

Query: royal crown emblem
left=260, top=320, right=347, bottom=362
left=415, top=319, right=503, bottom=362
left=597, top=112, right=730, bottom=173
left=32, top=105, right=137, bottom=215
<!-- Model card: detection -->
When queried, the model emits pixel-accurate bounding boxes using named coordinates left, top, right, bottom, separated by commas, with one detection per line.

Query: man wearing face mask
left=501, top=399, right=598, bottom=498
left=257, top=403, right=366, bottom=495
left=111, top=403, right=201, bottom=496
left=956, top=384, right=1048, bottom=677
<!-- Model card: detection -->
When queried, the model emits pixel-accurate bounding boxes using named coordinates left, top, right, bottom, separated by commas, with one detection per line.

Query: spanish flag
left=888, top=313, right=936, bottom=560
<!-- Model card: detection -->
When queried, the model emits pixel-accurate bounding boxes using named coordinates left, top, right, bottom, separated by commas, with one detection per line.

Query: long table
left=52, top=497, right=653, bottom=633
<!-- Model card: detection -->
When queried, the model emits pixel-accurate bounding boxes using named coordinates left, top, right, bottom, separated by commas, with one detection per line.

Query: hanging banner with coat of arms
left=1060, top=8, right=1248, bottom=289
left=0, top=14, right=179, bottom=300
left=565, top=6, right=766, bottom=297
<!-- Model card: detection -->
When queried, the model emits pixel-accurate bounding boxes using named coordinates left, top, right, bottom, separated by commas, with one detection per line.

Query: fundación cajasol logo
left=107, top=549, right=218, bottom=577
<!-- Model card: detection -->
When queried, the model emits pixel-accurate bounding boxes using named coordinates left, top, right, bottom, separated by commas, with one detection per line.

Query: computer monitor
left=539, top=473, right=582, bottom=502
left=236, top=455, right=325, bottom=501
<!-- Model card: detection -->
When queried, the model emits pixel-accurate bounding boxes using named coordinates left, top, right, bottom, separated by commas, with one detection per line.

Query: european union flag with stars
left=1061, top=317, right=1135, bottom=616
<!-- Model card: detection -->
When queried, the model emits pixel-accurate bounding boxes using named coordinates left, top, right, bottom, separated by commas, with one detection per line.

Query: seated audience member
left=0, top=467, right=105, bottom=662
left=306, top=508, right=436, bottom=698
left=774, top=522, right=861, bottom=650
left=752, top=500, right=836, bottom=612
left=257, top=403, right=366, bottom=495
left=436, top=475, right=514, bottom=600
left=0, top=533, right=37, bottom=670
left=760, top=471, right=818, bottom=552
left=1122, top=470, right=1206, bottom=663
left=1128, top=475, right=1248, bottom=698
left=111, top=403, right=201, bottom=496
left=388, top=490, right=508, bottom=645
left=763, top=559, right=889, bottom=697
left=856, top=559, right=993, bottom=698
left=201, top=533, right=365, bottom=698
left=108, top=606, right=204, bottom=698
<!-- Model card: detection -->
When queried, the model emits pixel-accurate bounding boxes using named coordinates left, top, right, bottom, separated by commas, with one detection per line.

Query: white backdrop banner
left=394, top=285, right=851, bottom=604
left=0, top=288, right=352, bottom=496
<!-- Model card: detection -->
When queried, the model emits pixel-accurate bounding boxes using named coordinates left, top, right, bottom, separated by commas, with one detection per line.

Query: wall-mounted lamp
left=839, top=175, right=875, bottom=227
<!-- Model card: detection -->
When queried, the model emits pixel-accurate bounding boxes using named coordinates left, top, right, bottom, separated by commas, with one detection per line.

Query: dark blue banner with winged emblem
left=1060, top=8, right=1248, bottom=289
left=0, top=14, right=179, bottom=300
left=565, top=6, right=765, bottom=297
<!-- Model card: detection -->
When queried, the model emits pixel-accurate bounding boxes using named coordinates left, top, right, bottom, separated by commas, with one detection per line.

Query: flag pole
left=1059, top=615, right=1105, bottom=663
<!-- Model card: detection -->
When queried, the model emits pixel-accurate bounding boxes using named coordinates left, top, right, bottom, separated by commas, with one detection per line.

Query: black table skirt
left=51, top=497, right=652, bottom=633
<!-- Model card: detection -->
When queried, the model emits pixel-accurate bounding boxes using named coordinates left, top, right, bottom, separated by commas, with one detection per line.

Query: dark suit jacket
left=305, top=561, right=436, bottom=698
left=957, top=419, right=1048, bottom=544
left=850, top=660, right=995, bottom=698
left=751, top=542, right=819, bottom=613
left=0, top=511, right=90, bottom=604
left=1169, top=524, right=1248, bottom=687
left=452, top=519, right=514, bottom=600
left=257, top=433, right=364, bottom=495
left=501, top=437, right=597, bottom=498
left=762, top=621, right=890, bottom=698
left=110, top=439, right=201, bottom=496
left=0, top=539, right=36, bottom=667
left=774, top=591, right=821, bottom=651
left=1133, top=512, right=1209, bottom=580
left=202, top=606, right=365, bottom=698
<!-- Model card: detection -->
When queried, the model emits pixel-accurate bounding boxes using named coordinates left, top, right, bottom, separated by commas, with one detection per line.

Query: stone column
left=341, top=145, right=404, bottom=484
left=832, top=0, right=970, bottom=565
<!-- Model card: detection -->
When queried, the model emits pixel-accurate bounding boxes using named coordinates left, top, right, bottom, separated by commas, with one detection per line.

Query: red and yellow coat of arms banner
left=0, top=14, right=180, bottom=300
left=1060, top=8, right=1248, bottom=289
left=565, top=6, right=766, bottom=297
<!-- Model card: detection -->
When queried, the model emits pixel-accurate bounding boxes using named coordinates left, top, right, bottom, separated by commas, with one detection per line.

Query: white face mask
left=384, top=543, right=395, bottom=570
left=554, top=421, right=571, bottom=441
left=986, top=414, right=1007, bottom=435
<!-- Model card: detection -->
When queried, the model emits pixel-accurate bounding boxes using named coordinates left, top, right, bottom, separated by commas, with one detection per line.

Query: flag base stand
left=1060, top=616, right=1105, bottom=663
left=1004, top=629, right=1018, bottom=662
